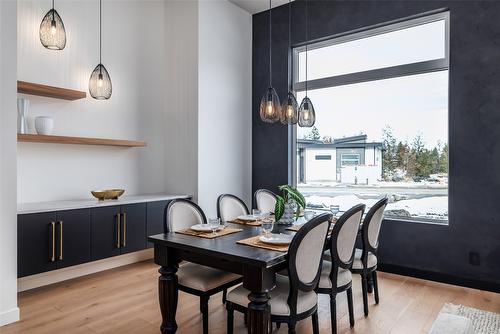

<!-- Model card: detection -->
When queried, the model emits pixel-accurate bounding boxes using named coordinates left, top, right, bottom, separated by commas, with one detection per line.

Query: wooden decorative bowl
left=91, top=189, right=125, bottom=201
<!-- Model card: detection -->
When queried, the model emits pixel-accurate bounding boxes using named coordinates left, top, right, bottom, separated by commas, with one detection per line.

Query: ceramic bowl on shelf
left=34, top=116, right=54, bottom=135
left=91, top=189, right=125, bottom=201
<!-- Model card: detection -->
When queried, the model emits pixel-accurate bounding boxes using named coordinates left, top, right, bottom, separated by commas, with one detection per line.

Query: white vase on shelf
left=35, top=116, right=54, bottom=135
left=17, top=98, right=29, bottom=134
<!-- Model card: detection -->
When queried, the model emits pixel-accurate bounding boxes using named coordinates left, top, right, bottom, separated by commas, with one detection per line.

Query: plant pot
left=277, top=203, right=295, bottom=225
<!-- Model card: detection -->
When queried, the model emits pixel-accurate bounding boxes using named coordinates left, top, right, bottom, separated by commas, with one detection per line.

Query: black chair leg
left=244, top=311, right=248, bottom=326
left=288, top=321, right=296, bottom=334
left=226, top=302, right=234, bottom=334
left=372, top=271, right=380, bottom=304
left=312, top=310, right=320, bottom=334
left=200, top=295, right=209, bottom=334
left=276, top=322, right=281, bottom=328
left=361, top=274, right=369, bottom=317
left=330, top=293, right=337, bottom=334
left=367, top=273, right=374, bottom=293
left=346, top=287, right=355, bottom=327
left=222, top=289, right=227, bottom=304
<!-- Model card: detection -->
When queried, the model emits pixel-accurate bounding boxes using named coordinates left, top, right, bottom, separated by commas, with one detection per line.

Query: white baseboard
left=18, top=249, right=153, bottom=292
left=0, top=307, right=20, bottom=327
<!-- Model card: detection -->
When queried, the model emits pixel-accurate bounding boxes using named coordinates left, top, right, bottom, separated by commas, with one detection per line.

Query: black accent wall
left=253, top=0, right=500, bottom=290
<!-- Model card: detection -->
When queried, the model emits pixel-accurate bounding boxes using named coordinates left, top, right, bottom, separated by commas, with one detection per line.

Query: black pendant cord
left=269, top=0, right=272, bottom=88
left=100, top=0, right=102, bottom=65
left=287, top=0, right=292, bottom=92
left=305, top=0, right=308, bottom=97
left=52, top=0, right=55, bottom=20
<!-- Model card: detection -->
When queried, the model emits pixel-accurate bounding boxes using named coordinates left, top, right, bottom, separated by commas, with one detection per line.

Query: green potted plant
left=274, top=185, right=306, bottom=225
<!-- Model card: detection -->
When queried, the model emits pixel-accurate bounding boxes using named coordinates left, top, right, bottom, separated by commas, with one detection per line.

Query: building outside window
left=293, top=11, right=449, bottom=224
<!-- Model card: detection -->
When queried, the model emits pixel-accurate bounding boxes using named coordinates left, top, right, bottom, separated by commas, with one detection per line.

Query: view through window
left=294, top=12, right=449, bottom=224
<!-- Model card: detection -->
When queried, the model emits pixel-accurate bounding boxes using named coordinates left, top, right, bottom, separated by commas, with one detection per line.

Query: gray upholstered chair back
left=217, top=194, right=249, bottom=222
left=336, top=208, right=364, bottom=263
left=367, top=201, right=387, bottom=249
left=254, top=189, right=276, bottom=214
left=165, top=199, right=206, bottom=232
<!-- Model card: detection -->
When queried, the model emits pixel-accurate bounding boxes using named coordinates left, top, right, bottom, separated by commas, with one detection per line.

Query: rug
left=439, top=303, right=500, bottom=334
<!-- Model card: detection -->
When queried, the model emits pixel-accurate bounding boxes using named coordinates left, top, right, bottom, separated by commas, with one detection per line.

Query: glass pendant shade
left=280, top=91, right=298, bottom=124
left=89, top=64, right=112, bottom=99
left=298, top=96, right=316, bottom=127
left=39, top=9, right=66, bottom=50
left=260, top=87, right=281, bottom=123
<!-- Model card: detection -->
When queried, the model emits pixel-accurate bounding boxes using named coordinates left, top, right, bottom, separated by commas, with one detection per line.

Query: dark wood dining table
left=148, top=223, right=296, bottom=334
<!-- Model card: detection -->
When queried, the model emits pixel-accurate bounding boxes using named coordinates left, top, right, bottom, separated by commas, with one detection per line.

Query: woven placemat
left=286, top=217, right=337, bottom=232
left=230, top=219, right=262, bottom=226
left=236, top=235, right=289, bottom=252
left=175, top=227, right=242, bottom=239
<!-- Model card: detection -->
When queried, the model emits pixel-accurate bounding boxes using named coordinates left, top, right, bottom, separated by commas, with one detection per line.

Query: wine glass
left=330, top=205, right=340, bottom=217
left=252, top=209, right=261, bottom=219
left=208, top=218, right=220, bottom=236
left=261, top=218, right=273, bottom=236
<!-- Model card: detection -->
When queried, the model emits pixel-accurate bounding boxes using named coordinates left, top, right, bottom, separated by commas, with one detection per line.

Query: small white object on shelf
left=17, top=98, right=29, bottom=134
left=35, top=116, right=54, bottom=135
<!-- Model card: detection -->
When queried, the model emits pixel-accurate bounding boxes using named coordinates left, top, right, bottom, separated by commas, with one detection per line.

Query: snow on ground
left=300, top=180, right=447, bottom=189
left=305, top=194, right=448, bottom=221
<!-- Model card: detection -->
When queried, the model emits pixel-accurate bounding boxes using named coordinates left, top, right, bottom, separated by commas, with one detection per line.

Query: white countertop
left=18, top=194, right=191, bottom=214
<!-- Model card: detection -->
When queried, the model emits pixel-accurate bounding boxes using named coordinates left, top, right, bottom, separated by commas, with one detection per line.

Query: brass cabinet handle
left=50, top=222, right=55, bottom=262
left=58, top=221, right=63, bottom=260
left=122, top=213, right=127, bottom=247
left=116, top=214, right=121, bottom=248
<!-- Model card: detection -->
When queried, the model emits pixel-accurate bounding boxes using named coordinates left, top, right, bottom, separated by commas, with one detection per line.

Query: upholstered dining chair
left=254, top=189, right=277, bottom=214
left=316, top=204, right=365, bottom=334
left=350, top=197, right=388, bottom=316
left=217, top=194, right=249, bottom=222
left=164, top=199, right=242, bottom=334
left=225, top=213, right=333, bottom=334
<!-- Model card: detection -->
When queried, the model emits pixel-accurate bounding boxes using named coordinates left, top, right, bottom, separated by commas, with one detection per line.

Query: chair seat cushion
left=226, top=275, right=317, bottom=316
left=177, top=263, right=241, bottom=292
left=352, top=248, right=377, bottom=270
left=318, top=261, right=352, bottom=289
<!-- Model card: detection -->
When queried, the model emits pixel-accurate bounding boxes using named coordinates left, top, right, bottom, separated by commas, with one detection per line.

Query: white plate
left=190, top=224, right=224, bottom=232
left=237, top=214, right=260, bottom=221
left=259, top=233, right=293, bottom=245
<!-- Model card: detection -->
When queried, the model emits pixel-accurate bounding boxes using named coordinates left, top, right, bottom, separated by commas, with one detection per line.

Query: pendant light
left=39, top=0, right=66, bottom=50
left=280, top=0, right=298, bottom=125
left=260, top=0, right=280, bottom=123
left=298, top=0, right=315, bottom=127
left=89, top=0, right=112, bottom=100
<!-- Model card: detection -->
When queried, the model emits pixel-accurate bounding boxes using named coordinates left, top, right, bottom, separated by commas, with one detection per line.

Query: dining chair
left=225, top=213, right=333, bottom=334
left=316, top=204, right=365, bottom=334
left=254, top=188, right=277, bottom=214
left=164, top=199, right=242, bottom=334
left=217, top=194, right=249, bottom=222
left=350, top=197, right=388, bottom=316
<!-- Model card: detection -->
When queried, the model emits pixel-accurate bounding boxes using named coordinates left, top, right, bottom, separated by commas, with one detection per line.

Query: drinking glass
left=208, top=218, right=220, bottom=235
left=304, top=210, right=315, bottom=221
left=330, top=205, right=340, bottom=217
left=261, top=218, right=273, bottom=236
left=252, top=209, right=261, bottom=219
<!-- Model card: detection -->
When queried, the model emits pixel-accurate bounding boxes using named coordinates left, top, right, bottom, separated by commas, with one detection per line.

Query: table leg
left=247, top=291, right=270, bottom=334
left=159, top=265, right=179, bottom=334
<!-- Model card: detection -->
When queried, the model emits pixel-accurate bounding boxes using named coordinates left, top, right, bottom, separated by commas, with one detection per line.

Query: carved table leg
left=247, top=291, right=270, bottom=334
left=159, top=265, right=179, bottom=334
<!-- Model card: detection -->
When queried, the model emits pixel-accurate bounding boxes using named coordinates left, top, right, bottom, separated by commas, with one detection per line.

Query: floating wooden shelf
left=17, top=81, right=87, bottom=100
left=18, top=134, right=147, bottom=147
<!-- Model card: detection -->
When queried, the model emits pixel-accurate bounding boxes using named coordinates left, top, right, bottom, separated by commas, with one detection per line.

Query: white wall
left=305, top=148, right=337, bottom=182
left=0, top=0, right=19, bottom=326
left=17, top=0, right=168, bottom=203
left=197, top=0, right=252, bottom=217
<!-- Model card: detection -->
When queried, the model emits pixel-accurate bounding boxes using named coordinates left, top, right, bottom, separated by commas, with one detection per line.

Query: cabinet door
left=146, top=201, right=169, bottom=248
left=120, top=203, right=146, bottom=254
left=91, top=206, right=121, bottom=260
left=18, top=212, right=57, bottom=277
left=56, top=209, right=91, bottom=269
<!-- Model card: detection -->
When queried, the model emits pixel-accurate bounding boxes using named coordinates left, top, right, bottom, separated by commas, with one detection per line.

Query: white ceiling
left=229, top=0, right=291, bottom=15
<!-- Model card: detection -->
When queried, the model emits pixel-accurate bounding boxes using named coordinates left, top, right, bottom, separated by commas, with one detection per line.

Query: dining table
left=148, top=222, right=299, bottom=334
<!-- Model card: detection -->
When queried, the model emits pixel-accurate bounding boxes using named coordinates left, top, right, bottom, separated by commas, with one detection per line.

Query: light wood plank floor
left=3, top=260, right=499, bottom=334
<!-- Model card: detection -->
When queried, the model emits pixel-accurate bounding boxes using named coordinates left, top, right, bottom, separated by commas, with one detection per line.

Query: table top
left=148, top=223, right=298, bottom=269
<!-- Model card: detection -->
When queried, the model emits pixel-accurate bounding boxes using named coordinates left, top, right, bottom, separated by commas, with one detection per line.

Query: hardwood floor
left=3, top=260, right=499, bottom=334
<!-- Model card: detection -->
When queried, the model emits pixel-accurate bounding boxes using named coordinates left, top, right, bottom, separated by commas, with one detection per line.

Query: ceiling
left=229, top=0, right=292, bottom=15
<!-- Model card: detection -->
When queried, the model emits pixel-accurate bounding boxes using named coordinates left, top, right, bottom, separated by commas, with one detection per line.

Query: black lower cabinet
left=18, top=209, right=91, bottom=277
left=146, top=201, right=169, bottom=248
left=120, top=203, right=146, bottom=254
left=91, top=205, right=122, bottom=261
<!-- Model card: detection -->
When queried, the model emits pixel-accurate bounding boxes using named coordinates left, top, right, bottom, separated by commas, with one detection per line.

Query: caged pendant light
left=298, top=0, right=315, bottom=128
left=280, top=0, right=298, bottom=125
left=259, top=0, right=280, bottom=123
left=39, top=0, right=66, bottom=50
left=89, top=0, right=112, bottom=100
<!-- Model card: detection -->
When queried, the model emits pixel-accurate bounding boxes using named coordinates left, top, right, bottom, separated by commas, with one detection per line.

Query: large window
left=294, top=11, right=449, bottom=224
